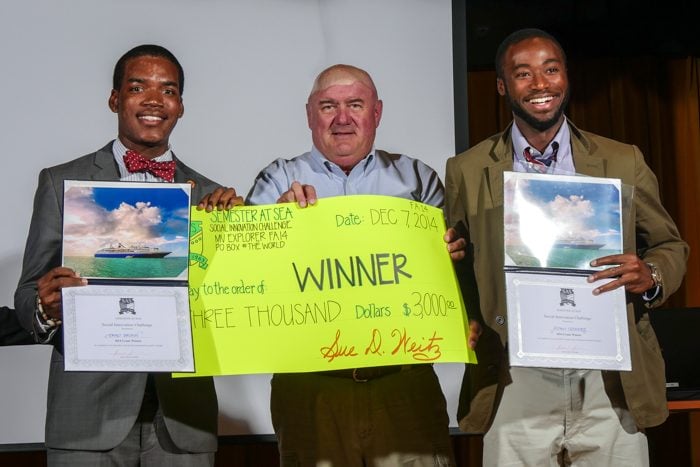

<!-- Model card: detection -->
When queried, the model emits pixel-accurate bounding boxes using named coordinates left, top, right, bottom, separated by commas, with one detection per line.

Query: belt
left=320, top=365, right=417, bottom=382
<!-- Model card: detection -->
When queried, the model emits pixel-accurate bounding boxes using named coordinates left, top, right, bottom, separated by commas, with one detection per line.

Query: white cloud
left=63, top=188, right=165, bottom=256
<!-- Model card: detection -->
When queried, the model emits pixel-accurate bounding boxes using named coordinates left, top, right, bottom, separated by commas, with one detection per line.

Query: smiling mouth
left=526, top=95, right=555, bottom=105
left=138, top=115, right=164, bottom=122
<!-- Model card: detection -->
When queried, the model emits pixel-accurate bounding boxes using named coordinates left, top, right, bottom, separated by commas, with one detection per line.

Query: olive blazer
left=445, top=121, right=689, bottom=433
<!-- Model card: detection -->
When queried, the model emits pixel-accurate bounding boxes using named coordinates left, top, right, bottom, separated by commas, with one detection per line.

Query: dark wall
left=465, top=0, right=698, bottom=70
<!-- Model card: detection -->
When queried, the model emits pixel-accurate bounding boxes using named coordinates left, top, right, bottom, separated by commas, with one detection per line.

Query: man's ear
left=496, top=78, right=506, bottom=97
left=108, top=90, right=119, bottom=113
left=374, top=99, right=383, bottom=128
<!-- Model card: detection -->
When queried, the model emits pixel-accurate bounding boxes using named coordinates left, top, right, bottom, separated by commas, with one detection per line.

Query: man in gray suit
left=14, top=44, right=242, bottom=466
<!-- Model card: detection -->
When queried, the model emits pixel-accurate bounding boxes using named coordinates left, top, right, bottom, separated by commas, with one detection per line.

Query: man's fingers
left=197, top=187, right=241, bottom=212
left=277, top=182, right=317, bottom=208
left=302, top=185, right=317, bottom=206
left=36, top=267, right=86, bottom=320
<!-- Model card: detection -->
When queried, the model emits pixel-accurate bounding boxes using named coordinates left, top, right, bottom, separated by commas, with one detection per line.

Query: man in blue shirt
left=246, top=64, right=476, bottom=467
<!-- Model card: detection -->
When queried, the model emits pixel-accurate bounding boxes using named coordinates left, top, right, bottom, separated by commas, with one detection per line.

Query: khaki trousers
left=484, top=367, right=649, bottom=466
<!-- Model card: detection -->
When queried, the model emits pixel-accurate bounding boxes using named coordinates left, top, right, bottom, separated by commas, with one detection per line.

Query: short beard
left=508, top=89, right=570, bottom=132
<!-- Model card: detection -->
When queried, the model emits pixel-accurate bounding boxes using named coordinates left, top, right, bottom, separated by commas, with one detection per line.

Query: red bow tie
left=123, top=150, right=176, bottom=182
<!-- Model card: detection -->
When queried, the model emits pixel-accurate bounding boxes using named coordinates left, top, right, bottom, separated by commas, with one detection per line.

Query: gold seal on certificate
left=503, top=172, right=631, bottom=371
left=61, top=181, right=195, bottom=372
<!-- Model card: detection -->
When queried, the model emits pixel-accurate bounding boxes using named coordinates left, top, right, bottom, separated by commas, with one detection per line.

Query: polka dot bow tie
left=123, top=150, right=176, bottom=182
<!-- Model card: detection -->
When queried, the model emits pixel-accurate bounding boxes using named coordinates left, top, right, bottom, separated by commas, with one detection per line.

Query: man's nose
left=335, top=105, right=350, bottom=124
left=142, top=89, right=164, bottom=106
left=531, top=72, right=548, bottom=90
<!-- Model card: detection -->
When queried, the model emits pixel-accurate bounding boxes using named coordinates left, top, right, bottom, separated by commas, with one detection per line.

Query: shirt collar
left=112, top=138, right=173, bottom=163
left=511, top=119, right=573, bottom=174
left=310, top=145, right=377, bottom=176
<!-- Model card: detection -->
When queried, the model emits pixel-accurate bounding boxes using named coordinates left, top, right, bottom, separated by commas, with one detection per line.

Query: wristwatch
left=646, top=262, right=662, bottom=289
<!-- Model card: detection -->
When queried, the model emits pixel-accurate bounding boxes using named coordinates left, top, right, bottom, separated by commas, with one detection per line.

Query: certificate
left=61, top=180, right=194, bottom=372
left=506, top=272, right=630, bottom=371
left=62, top=285, right=195, bottom=372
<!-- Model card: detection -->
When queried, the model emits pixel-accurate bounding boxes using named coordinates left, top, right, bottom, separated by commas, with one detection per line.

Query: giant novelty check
left=183, top=195, right=474, bottom=376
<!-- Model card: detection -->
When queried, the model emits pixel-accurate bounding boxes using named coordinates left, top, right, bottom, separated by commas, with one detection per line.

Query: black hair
left=495, top=28, right=566, bottom=79
left=112, top=44, right=185, bottom=94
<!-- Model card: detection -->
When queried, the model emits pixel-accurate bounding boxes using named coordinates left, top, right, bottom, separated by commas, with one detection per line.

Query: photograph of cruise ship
left=503, top=172, right=623, bottom=270
left=62, top=180, right=191, bottom=280
left=94, top=243, right=172, bottom=259
left=553, top=238, right=606, bottom=250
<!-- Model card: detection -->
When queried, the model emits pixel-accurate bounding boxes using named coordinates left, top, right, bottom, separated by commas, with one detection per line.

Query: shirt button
left=495, top=315, right=505, bottom=325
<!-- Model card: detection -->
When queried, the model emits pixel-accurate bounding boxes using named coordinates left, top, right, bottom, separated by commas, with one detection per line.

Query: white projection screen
left=0, top=0, right=464, bottom=445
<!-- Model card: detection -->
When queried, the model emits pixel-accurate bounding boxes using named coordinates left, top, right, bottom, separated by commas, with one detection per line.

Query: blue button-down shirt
left=511, top=120, right=575, bottom=175
left=246, top=146, right=444, bottom=208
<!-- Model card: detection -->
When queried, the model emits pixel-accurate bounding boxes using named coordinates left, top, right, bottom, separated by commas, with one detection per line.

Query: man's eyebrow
left=511, top=58, right=562, bottom=71
left=125, top=77, right=180, bottom=89
left=543, top=58, right=563, bottom=66
left=508, top=64, right=531, bottom=76
left=161, top=80, right=179, bottom=89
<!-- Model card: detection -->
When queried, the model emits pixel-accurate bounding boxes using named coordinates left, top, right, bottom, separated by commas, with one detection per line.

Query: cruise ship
left=94, top=243, right=171, bottom=258
left=553, top=239, right=605, bottom=250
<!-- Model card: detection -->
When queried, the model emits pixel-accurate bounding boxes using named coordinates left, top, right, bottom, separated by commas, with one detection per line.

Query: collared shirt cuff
left=642, top=285, right=661, bottom=302
left=34, top=311, right=59, bottom=343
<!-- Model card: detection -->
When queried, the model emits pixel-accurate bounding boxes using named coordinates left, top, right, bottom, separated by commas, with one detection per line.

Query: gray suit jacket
left=445, top=121, right=689, bottom=432
left=15, top=142, right=220, bottom=451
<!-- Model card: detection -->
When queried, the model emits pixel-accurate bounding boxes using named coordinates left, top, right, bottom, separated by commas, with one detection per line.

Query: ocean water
left=64, top=256, right=188, bottom=279
left=507, top=247, right=620, bottom=269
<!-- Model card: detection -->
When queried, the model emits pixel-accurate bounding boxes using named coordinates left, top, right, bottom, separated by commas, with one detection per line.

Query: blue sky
left=63, top=185, right=191, bottom=257
left=505, top=176, right=623, bottom=252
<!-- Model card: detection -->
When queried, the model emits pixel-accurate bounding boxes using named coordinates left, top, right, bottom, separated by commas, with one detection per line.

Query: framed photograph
left=503, top=172, right=623, bottom=270
left=62, top=181, right=192, bottom=280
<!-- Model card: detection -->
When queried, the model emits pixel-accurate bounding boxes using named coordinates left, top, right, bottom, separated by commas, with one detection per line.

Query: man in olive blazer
left=446, top=120, right=688, bottom=431
left=445, top=28, right=688, bottom=465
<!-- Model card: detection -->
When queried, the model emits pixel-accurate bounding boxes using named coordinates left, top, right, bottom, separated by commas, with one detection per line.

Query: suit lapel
left=568, top=121, right=607, bottom=177
left=486, top=160, right=512, bottom=207
left=91, top=142, right=121, bottom=180
left=485, top=127, right=514, bottom=207
left=571, top=144, right=606, bottom=177
left=173, top=154, right=190, bottom=184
